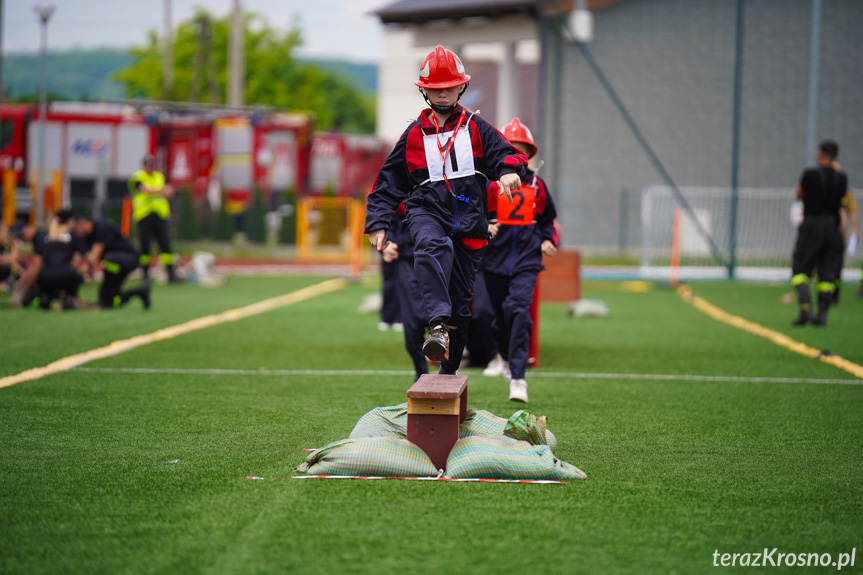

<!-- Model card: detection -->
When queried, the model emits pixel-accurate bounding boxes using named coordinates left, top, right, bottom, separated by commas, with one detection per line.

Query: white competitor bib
left=423, top=128, right=475, bottom=182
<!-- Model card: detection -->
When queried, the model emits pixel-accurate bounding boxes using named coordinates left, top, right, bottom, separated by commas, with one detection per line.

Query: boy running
left=483, top=118, right=558, bottom=402
left=365, top=45, right=528, bottom=375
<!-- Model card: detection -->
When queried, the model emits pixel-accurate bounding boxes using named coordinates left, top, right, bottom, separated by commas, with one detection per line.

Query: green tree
left=112, top=10, right=374, bottom=133
left=177, top=188, right=201, bottom=241
left=211, top=200, right=234, bottom=241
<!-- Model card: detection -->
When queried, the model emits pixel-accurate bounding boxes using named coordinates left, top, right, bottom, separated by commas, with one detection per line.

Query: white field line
left=0, top=278, right=347, bottom=390
left=71, top=366, right=863, bottom=386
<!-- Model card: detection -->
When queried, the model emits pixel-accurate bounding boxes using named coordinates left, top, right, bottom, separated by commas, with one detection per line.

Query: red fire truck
left=0, top=101, right=315, bottom=219
left=309, top=133, right=390, bottom=197
left=1, top=100, right=391, bottom=238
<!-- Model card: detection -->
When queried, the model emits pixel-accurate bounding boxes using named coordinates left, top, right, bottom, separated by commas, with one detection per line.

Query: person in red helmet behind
left=365, top=45, right=528, bottom=375
left=483, top=118, right=558, bottom=402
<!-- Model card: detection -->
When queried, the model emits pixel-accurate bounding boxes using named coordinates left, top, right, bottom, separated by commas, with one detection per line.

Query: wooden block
left=407, top=414, right=458, bottom=471
left=407, top=397, right=460, bottom=416
left=407, top=374, right=468, bottom=399
left=407, top=374, right=469, bottom=469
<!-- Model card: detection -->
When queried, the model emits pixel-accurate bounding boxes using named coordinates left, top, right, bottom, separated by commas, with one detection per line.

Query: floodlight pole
left=804, top=0, right=822, bottom=166
left=35, top=5, right=55, bottom=227
left=0, top=0, right=6, bottom=111
left=728, top=0, right=744, bottom=279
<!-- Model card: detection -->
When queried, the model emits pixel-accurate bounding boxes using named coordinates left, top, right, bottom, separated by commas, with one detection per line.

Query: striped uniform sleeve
left=486, top=180, right=500, bottom=217
left=473, top=116, right=529, bottom=181
left=364, top=124, right=416, bottom=234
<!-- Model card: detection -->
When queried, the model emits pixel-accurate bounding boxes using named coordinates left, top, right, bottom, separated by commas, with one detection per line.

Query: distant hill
left=2, top=48, right=132, bottom=101
left=300, top=58, right=377, bottom=94
left=1, top=48, right=378, bottom=102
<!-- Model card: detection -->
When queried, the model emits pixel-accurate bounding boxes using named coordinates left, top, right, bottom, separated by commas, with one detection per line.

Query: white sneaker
left=509, top=379, right=528, bottom=403
left=483, top=354, right=504, bottom=377
left=392, top=322, right=404, bottom=332
left=377, top=321, right=391, bottom=331
left=502, top=360, right=512, bottom=383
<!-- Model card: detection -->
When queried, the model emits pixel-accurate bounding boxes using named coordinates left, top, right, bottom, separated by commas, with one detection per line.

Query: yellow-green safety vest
left=128, top=170, right=171, bottom=221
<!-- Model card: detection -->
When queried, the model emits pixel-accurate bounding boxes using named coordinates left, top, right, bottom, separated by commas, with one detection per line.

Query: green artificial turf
left=1, top=278, right=861, bottom=574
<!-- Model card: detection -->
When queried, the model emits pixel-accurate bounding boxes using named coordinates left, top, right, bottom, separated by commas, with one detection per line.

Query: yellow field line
left=0, top=278, right=348, bottom=390
left=677, top=285, right=863, bottom=380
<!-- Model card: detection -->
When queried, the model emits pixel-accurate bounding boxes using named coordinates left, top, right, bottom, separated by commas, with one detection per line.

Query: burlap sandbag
left=444, top=436, right=586, bottom=481
left=294, top=437, right=438, bottom=477
left=460, top=409, right=558, bottom=453
left=348, top=403, right=408, bottom=439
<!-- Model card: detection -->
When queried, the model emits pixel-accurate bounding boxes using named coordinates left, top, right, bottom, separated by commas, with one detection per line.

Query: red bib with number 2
left=497, top=184, right=536, bottom=225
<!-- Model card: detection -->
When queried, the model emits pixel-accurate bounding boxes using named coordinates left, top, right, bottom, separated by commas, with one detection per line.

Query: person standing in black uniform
left=72, top=214, right=151, bottom=310
left=790, top=139, right=849, bottom=326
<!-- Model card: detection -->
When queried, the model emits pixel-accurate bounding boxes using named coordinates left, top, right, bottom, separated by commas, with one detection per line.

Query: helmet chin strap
left=420, top=83, right=470, bottom=116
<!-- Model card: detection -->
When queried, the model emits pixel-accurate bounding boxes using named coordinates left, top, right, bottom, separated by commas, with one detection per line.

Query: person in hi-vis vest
left=128, top=154, right=181, bottom=282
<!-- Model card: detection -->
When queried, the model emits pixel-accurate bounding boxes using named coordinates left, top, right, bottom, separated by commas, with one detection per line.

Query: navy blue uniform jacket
left=482, top=172, right=557, bottom=275
left=365, top=105, right=528, bottom=240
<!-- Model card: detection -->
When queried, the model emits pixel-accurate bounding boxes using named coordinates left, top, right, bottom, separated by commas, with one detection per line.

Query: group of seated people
left=0, top=211, right=150, bottom=311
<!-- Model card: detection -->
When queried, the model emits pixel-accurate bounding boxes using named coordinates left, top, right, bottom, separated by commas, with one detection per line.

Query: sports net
left=541, top=0, right=863, bottom=283
left=639, top=187, right=863, bottom=281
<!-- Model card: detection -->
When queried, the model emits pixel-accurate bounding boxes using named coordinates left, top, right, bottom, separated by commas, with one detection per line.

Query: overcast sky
left=3, top=0, right=390, bottom=62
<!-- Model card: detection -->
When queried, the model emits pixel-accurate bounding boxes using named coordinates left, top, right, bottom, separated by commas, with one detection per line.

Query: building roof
left=375, top=0, right=555, bottom=24
left=375, top=0, right=623, bottom=24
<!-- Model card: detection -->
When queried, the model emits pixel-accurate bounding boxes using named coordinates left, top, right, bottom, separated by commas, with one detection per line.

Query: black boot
left=140, top=282, right=151, bottom=309
left=792, top=308, right=812, bottom=326
left=792, top=283, right=812, bottom=326
left=439, top=317, right=470, bottom=375
left=422, top=319, right=450, bottom=362
left=812, top=291, right=831, bottom=326
left=119, top=283, right=151, bottom=310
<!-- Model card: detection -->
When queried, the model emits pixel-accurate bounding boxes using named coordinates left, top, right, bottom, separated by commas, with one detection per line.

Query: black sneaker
left=422, top=324, right=450, bottom=362
left=811, top=315, right=827, bottom=327
left=791, top=311, right=812, bottom=326
left=140, top=283, right=151, bottom=310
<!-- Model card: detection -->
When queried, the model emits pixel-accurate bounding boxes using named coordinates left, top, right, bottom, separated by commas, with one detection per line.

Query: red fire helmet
left=415, top=45, right=471, bottom=89
left=503, top=117, right=538, bottom=159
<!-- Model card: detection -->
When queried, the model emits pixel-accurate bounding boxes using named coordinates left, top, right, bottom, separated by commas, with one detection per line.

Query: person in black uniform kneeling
left=33, top=210, right=88, bottom=309
left=72, top=213, right=151, bottom=310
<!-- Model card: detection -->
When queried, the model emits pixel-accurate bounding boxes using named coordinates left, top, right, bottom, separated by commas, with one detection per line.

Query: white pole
left=229, top=0, right=244, bottom=107
left=163, top=0, right=173, bottom=100
left=496, top=41, right=518, bottom=128
left=35, top=5, right=55, bottom=228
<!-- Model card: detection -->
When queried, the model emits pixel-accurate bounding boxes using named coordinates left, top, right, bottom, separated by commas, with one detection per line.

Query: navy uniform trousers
left=408, top=212, right=482, bottom=374
left=481, top=269, right=538, bottom=380
left=395, top=256, right=429, bottom=381
left=99, top=251, right=140, bottom=308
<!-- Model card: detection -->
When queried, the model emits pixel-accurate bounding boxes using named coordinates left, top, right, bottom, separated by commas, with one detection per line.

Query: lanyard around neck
left=430, top=109, right=467, bottom=192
